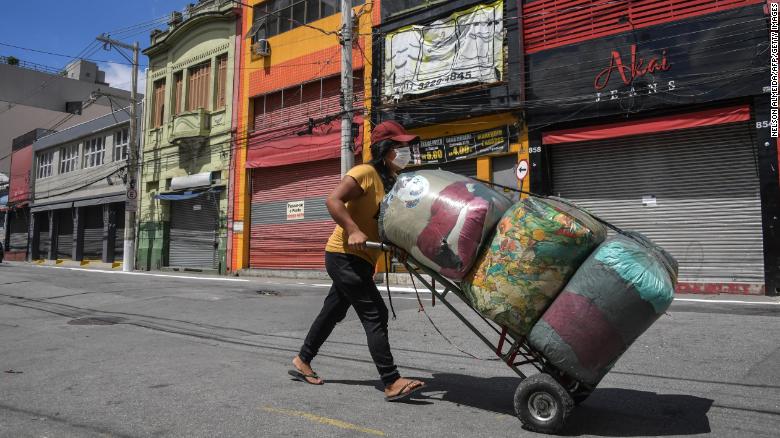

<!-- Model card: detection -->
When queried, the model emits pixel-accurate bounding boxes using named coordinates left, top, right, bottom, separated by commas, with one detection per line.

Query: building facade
left=229, top=0, right=374, bottom=272
left=375, top=0, right=526, bottom=192
left=0, top=60, right=133, bottom=261
left=521, top=0, right=778, bottom=295
left=374, top=0, right=527, bottom=277
left=138, top=0, right=241, bottom=273
left=27, top=108, right=140, bottom=264
left=0, top=59, right=131, bottom=175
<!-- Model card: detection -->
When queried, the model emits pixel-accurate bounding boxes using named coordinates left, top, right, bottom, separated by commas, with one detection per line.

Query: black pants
left=299, top=252, right=400, bottom=387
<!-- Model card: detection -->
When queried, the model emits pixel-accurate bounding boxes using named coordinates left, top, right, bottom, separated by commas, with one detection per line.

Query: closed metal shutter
left=56, top=209, right=73, bottom=259
left=83, top=206, right=104, bottom=260
left=9, top=210, right=28, bottom=252
left=113, top=203, right=125, bottom=261
left=492, top=154, right=521, bottom=202
left=169, top=195, right=219, bottom=269
left=550, top=121, right=763, bottom=283
left=38, top=213, right=50, bottom=258
left=250, top=159, right=340, bottom=269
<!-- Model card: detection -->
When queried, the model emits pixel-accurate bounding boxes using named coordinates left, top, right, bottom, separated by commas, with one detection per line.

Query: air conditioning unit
left=252, top=39, right=271, bottom=57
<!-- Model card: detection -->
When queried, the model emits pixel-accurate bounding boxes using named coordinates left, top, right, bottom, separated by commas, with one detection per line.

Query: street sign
left=125, top=200, right=137, bottom=212
left=126, top=188, right=138, bottom=200
left=516, top=159, right=529, bottom=180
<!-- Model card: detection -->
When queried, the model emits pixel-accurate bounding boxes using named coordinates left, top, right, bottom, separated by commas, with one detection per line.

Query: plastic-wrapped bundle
left=528, top=232, right=677, bottom=387
left=379, top=170, right=512, bottom=280
left=462, top=197, right=607, bottom=337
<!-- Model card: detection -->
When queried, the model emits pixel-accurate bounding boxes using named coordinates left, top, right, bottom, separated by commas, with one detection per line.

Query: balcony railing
left=169, top=109, right=210, bottom=142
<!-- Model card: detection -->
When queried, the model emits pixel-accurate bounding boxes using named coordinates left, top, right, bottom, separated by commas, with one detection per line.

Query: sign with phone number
left=412, top=127, right=509, bottom=165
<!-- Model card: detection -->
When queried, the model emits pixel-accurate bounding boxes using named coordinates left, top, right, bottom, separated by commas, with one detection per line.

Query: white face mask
left=391, top=147, right=411, bottom=169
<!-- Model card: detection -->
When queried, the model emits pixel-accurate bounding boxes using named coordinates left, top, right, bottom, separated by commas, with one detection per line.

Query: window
left=152, top=79, right=166, bottom=128
left=65, top=101, right=83, bottom=115
left=215, top=55, right=228, bottom=109
left=84, top=137, right=105, bottom=168
left=59, top=144, right=79, bottom=174
left=251, top=0, right=364, bottom=40
left=187, top=62, right=211, bottom=111
left=173, top=72, right=183, bottom=116
left=37, top=151, right=53, bottom=179
left=114, top=128, right=129, bottom=161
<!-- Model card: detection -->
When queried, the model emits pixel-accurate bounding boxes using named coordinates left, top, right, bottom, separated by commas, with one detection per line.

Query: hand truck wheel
left=514, top=373, right=573, bottom=434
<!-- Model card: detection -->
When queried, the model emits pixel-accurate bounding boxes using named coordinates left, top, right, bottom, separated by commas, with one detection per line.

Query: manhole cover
left=256, top=290, right=280, bottom=296
left=68, top=316, right=125, bottom=326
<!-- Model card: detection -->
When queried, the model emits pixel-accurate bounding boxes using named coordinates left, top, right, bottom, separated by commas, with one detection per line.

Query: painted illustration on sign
left=383, top=0, right=504, bottom=99
left=412, top=127, right=509, bottom=165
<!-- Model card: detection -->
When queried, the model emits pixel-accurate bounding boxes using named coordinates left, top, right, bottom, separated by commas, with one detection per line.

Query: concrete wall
left=137, top=11, right=237, bottom=273
left=0, top=63, right=128, bottom=112
left=0, top=62, right=134, bottom=175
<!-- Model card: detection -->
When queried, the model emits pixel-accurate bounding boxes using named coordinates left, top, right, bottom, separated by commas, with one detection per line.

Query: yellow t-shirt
left=325, top=164, right=385, bottom=265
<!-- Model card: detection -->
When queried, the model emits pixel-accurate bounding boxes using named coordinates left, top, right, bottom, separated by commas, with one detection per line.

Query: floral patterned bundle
left=462, top=197, right=606, bottom=337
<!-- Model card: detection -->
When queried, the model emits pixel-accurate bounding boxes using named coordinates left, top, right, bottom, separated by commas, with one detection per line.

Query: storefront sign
left=286, top=200, right=305, bottom=220
left=526, top=4, right=769, bottom=126
left=383, top=0, right=504, bottom=99
left=125, top=200, right=137, bottom=213
left=412, top=127, right=509, bottom=165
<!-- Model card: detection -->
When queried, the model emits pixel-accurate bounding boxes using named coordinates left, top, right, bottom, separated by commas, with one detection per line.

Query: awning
left=73, top=194, right=126, bottom=208
left=246, top=116, right=363, bottom=169
left=30, top=194, right=127, bottom=213
left=171, top=172, right=212, bottom=191
left=154, top=187, right=222, bottom=201
left=31, top=201, right=74, bottom=213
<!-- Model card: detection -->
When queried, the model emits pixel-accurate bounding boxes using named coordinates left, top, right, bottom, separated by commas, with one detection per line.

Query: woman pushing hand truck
left=289, top=120, right=427, bottom=402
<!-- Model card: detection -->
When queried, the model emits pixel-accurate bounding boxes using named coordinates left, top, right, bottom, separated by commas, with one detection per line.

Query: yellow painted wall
left=232, top=1, right=377, bottom=271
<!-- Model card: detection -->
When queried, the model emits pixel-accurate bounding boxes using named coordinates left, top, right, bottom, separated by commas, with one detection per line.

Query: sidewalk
left=7, top=259, right=780, bottom=305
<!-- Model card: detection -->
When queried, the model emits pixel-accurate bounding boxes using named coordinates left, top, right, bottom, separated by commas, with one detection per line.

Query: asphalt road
left=1, top=261, right=779, bottom=438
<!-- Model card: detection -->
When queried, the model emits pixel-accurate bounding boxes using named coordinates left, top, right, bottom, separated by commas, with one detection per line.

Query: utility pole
left=340, top=0, right=354, bottom=177
left=97, top=34, right=139, bottom=272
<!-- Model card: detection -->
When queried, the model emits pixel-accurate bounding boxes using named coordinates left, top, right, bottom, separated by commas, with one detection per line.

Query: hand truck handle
left=365, top=241, right=391, bottom=251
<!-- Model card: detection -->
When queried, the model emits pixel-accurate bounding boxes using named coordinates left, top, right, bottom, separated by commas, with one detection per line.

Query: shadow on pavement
left=563, top=387, right=712, bottom=436
left=326, top=374, right=713, bottom=436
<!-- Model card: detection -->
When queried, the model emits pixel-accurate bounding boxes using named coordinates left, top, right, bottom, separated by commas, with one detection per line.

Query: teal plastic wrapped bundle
left=528, top=232, right=677, bottom=387
left=462, top=197, right=607, bottom=337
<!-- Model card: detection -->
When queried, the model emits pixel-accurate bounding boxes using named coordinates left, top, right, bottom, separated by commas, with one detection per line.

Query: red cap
left=371, top=120, right=419, bottom=145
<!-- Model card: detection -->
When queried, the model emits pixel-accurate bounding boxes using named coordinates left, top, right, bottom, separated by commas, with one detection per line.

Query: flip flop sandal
left=287, top=369, right=324, bottom=385
left=385, top=381, right=426, bottom=402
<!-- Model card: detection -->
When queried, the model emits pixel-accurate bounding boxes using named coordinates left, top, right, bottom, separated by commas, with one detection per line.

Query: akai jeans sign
left=525, top=4, right=769, bottom=126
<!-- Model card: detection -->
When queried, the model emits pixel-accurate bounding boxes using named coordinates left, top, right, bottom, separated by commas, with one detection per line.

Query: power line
left=0, top=42, right=147, bottom=67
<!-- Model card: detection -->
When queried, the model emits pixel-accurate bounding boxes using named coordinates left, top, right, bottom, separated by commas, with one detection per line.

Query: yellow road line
left=261, top=406, right=385, bottom=436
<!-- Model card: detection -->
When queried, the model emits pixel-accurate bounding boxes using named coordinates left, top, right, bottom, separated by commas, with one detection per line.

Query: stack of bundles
left=528, top=232, right=677, bottom=387
left=379, top=170, right=512, bottom=280
left=462, top=197, right=607, bottom=337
